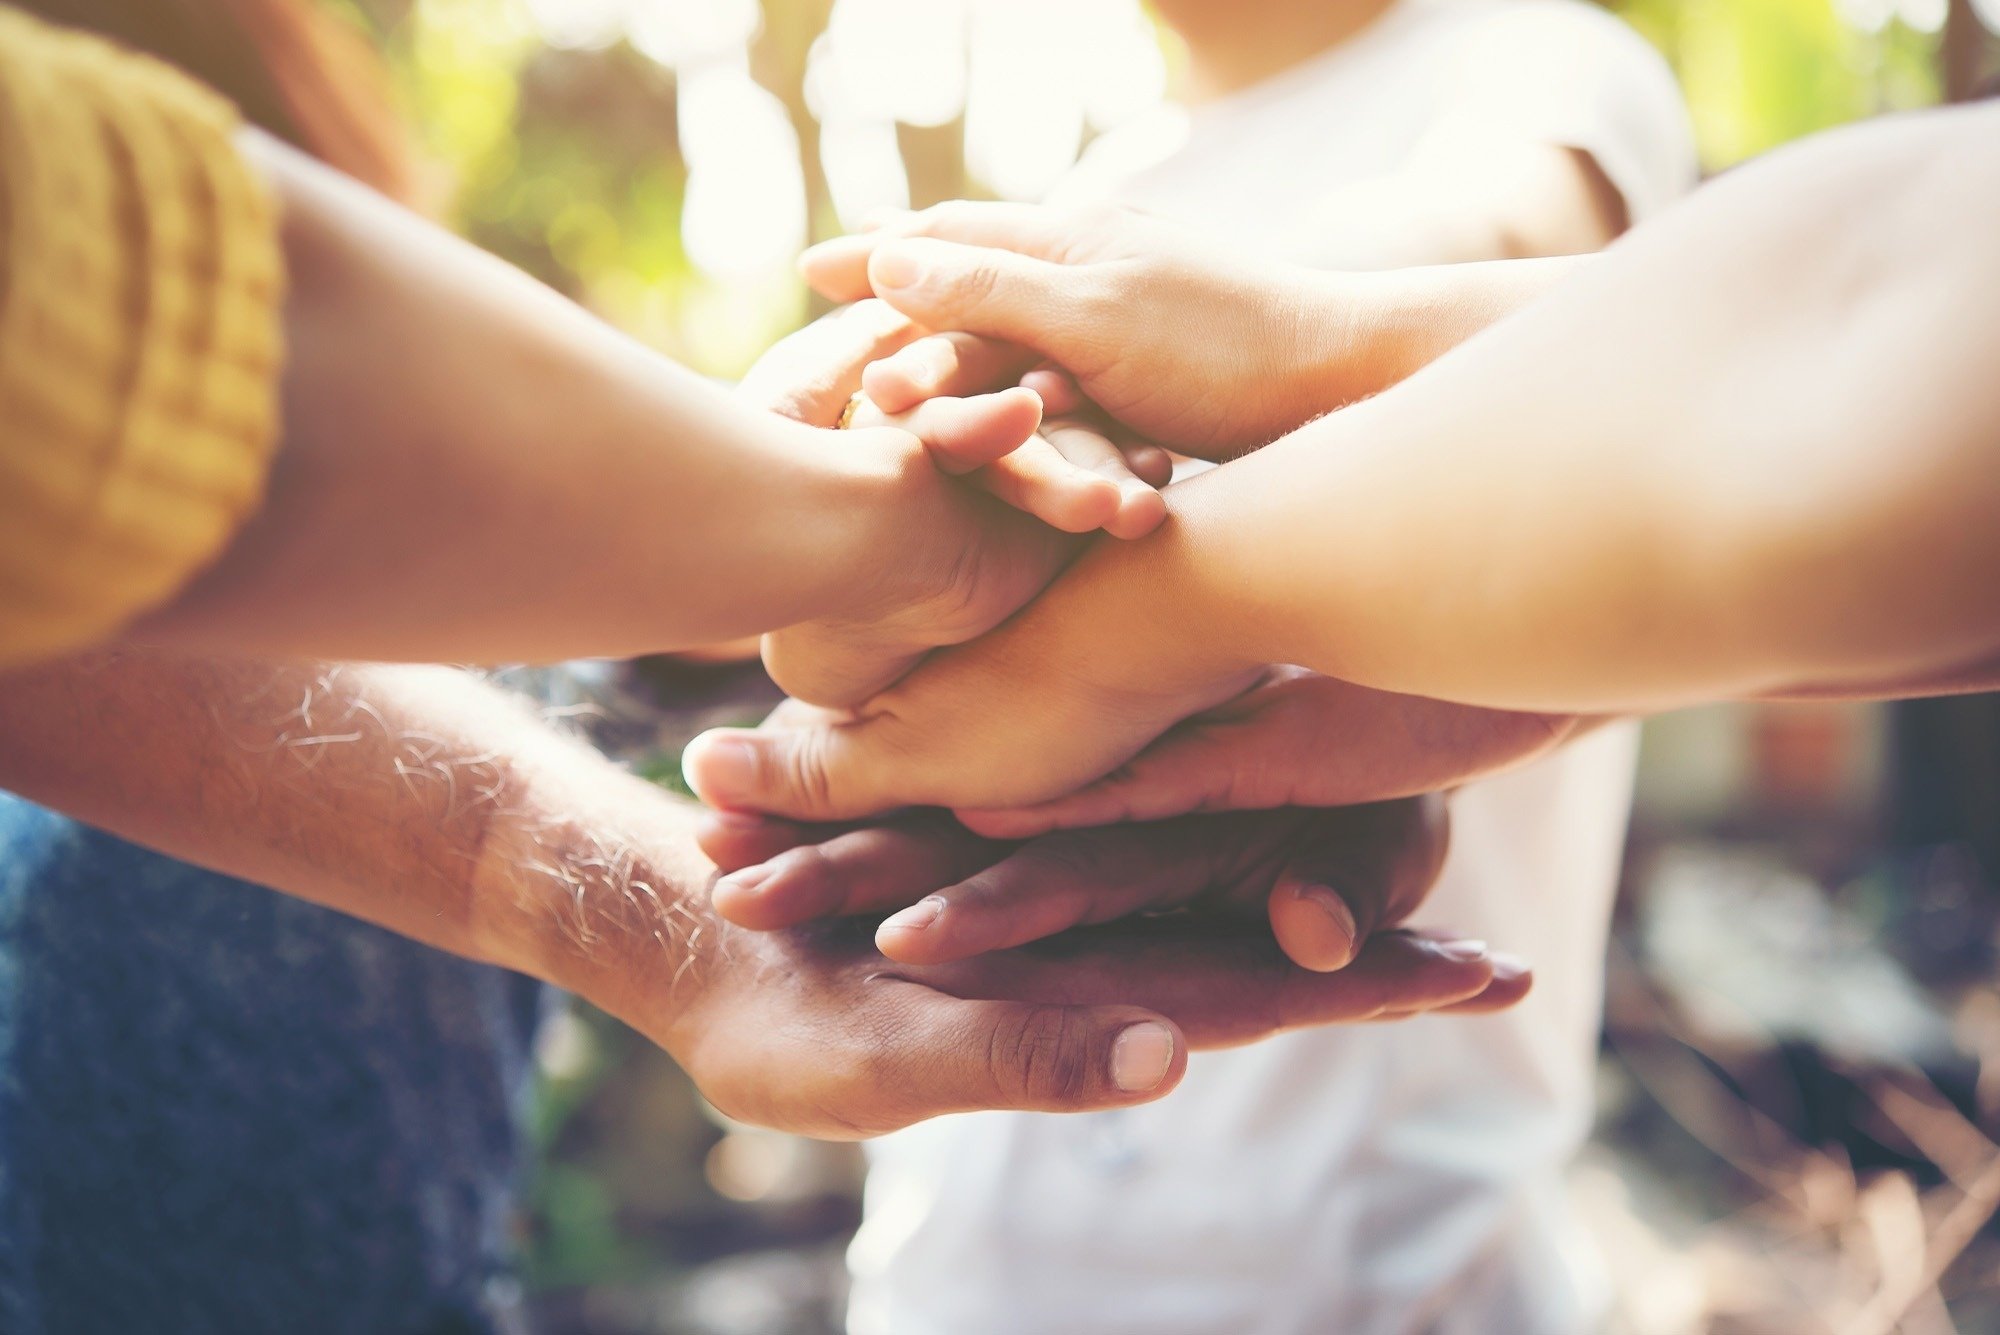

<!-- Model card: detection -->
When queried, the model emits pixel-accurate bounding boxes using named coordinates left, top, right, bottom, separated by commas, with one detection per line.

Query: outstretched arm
left=686, top=105, right=2000, bottom=821
left=0, top=651, right=1510, bottom=1136
left=120, top=137, right=1052, bottom=667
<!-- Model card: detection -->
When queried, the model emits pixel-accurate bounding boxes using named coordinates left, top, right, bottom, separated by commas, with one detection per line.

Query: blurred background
left=315, top=1, right=2000, bottom=1330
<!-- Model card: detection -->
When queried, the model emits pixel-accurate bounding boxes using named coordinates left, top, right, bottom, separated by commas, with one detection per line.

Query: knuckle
left=776, top=730, right=840, bottom=816
left=1077, top=201, right=1126, bottom=231
left=1015, top=834, right=1103, bottom=887
left=917, top=200, right=980, bottom=237
left=940, top=257, right=1002, bottom=315
left=988, top=1006, right=1096, bottom=1107
left=787, top=840, right=847, bottom=906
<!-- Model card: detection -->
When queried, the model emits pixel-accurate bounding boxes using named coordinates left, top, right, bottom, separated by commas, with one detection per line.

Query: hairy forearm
left=130, top=135, right=920, bottom=665
left=1073, top=107, right=2000, bottom=714
left=0, top=653, right=711, bottom=1021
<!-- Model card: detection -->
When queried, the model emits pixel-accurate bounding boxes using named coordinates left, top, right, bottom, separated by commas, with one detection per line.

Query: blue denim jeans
left=0, top=793, right=544, bottom=1335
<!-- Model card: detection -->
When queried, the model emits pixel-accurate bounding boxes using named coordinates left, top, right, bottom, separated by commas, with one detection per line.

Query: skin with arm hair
left=0, top=652, right=1517, bottom=1138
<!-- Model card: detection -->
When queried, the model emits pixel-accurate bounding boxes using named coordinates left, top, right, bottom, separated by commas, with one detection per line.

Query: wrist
left=805, top=420, right=978, bottom=627
left=465, top=744, right=716, bottom=1044
left=1025, top=491, right=1274, bottom=713
left=1265, top=268, right=1393, bottom=419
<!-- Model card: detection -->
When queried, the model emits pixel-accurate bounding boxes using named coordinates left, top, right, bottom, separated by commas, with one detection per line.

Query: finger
left=1266, top=798, right=1450, bottom=973
left=689, top=641, right=1199, bottom=820
left=800, top=200, right=1082, bottom=301
left=683, top=719, right=905, bottom=822
left=695, top=809, right=833, bottom=873
left=1434, top=952, right=1533, bottom=1012
left=738, top=300, right=922, bottom=426
left=845, top=390, right=1119, bottom=530
left=972, top=435, right=1122, bottom=534
left=862, top=238, right=1112, bottom=365
left=870, top=989, right=1186, bottom=1124
left=875, top=820, right=1238, bottom=965
left=1368, top=951, right=1533, bottom=1019
left=1035, top=418, right=1167, bottom=540
left=1120, top=439, right=1176, bottom=489
left=890, top=388, right=1044, bottom=474
left=1020, top=365, right=1084, bottom=415
left=863, top=333, right=1041, bottom=413
left=712, top=817, right=1005, bottom=930
left=928, top=924, right=1498, bottom=1049
left=1018, top=371, right=1176, bottom=492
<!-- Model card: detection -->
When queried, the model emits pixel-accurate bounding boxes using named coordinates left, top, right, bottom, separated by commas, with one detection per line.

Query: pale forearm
left=0, top=653, right=709, bottom=1012
left=1106, top=107, right=2000, bottom=713
left=1313, top=255, right=1592, bottom=410
left=130, top=136, right=919, bottom=665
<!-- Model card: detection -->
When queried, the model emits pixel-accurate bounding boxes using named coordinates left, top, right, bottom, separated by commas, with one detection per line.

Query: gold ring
left=836, top=392, right=866, bottom=430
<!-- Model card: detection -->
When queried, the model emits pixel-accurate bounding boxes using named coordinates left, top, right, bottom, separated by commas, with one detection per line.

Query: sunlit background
left=311, top=2, right=2000, bottom=1331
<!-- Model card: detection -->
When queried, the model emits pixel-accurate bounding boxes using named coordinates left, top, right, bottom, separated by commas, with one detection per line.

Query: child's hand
left=697, top=797, right=1530, bottom=998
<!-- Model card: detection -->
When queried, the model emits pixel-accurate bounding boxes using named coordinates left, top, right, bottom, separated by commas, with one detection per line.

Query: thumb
left=682, top=721, right=908, bottom=822
left=1267, top=798, right=1451, bottom=973
left=867, top=238, right=1111, bottom=366
left=894, top=997, right=1186, bottom=1118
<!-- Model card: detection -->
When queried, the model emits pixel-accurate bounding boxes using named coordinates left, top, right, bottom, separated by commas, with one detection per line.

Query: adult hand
left=800, top=202, right=1365, bottom=458
left=698, top=798, right=1512, bottom=983
left=655, top=909, right=1519, bottom=1139
left=514, top=789, right=1520, bottom=1141
left=743, top=301, right=1168, bottom=537
left=735, top=302, right=1162, bottom=706
left=952, top=668, right=1588, bottom=838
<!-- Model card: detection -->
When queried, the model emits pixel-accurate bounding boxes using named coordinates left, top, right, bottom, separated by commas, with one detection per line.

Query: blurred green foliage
left=327, top=0, right=1981, bottom=386
left=1621, top=0, right=1945, bottom=163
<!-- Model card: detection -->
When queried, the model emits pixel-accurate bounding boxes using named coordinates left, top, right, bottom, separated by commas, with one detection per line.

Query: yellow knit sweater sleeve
left=0, top=5, right=282, bottom=665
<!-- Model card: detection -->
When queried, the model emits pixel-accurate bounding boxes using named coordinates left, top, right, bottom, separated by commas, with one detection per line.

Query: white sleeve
left=1434, top=1, right=1699, bottom=222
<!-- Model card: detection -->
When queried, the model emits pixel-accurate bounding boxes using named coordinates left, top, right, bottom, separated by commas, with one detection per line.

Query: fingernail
left=1489, top=951, right=1529, bottom=980
left=1110, top=1022, right=1175, bottom=1092
left=846, top=298, right=908, bottom=337
left=872, top=246, right=924, bottom=291
left=683, top=733, right=758, bottom=807
left=1293, top=884, right=1359, bottom=968
left=712, top=864, right=773, bottom=897
left=1433, top=938, right=1490, bottom=964
left=880, top=896, right=946, bottom=934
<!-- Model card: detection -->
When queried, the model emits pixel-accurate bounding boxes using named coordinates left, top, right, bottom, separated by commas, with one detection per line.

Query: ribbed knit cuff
left=0, top=5, right=283, bottom=664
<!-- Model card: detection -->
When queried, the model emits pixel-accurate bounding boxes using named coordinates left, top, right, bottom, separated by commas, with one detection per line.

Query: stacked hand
left=736, top=299, right=1168, bottom=706
left=653, top=798, right=1527, bottom=1138
left=799, top=202, right=1372, bottom=458
left=668, top=205, right=1560, bottom=1089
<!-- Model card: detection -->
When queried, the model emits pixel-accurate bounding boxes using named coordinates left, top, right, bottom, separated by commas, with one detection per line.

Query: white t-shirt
left=850, top=5, right=1695, bottom=1332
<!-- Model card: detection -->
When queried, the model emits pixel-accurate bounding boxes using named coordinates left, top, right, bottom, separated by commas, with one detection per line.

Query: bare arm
left=1158, top=105, right=2000, bottom=712
left=682, top=105, right=2000, bottom=820
left=0, top=651, right=1517, bottom=1134
left=123, top=137, right=1036, bottom=666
